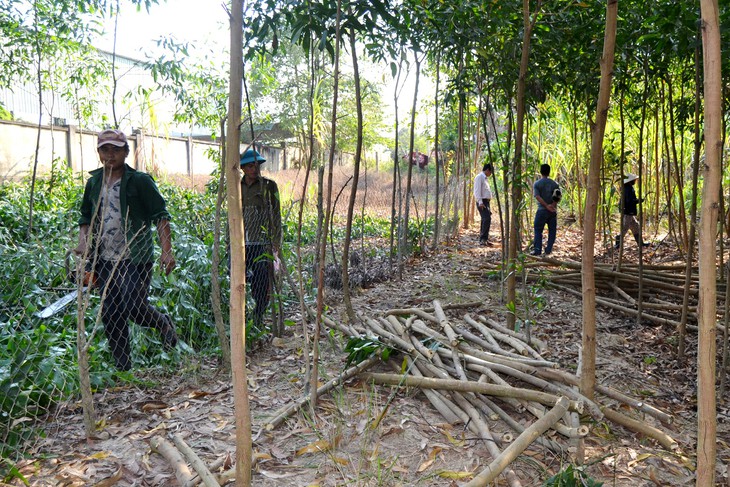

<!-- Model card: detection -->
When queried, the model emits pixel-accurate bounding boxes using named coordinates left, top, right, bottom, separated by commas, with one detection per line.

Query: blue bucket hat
left=240, top=148, right=266, bottom=166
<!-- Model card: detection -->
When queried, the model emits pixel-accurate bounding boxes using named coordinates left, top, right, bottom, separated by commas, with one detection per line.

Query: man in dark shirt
left=614, top=173, right=649, bottom=249
left=532, top=164, right=560, bottom=256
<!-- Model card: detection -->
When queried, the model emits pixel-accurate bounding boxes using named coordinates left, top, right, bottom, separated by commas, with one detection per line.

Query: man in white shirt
left=473, top=163, right=494, bottom=246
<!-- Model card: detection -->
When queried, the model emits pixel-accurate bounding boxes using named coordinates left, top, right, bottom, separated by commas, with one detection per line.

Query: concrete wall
left=0, top=120, right=286, bottom=180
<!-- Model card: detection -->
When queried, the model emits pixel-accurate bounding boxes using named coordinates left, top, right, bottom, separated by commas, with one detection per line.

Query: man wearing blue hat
left=239, top=147, right=282, bottom=329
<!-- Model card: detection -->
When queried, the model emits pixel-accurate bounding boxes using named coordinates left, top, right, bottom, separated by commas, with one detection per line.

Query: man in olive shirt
left=240, top=148, right=282, bottom=329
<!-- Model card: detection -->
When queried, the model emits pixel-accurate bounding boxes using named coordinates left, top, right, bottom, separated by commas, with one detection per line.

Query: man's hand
left=73, top=242, right=87, bottom=256
left=74, top=225, right=89, bottom=256
left=161, top=249, right=176, bottom=275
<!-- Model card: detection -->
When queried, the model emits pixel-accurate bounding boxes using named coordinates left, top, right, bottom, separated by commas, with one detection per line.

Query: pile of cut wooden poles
left=315, top=300, right=678, bottom=486
left=475, top=256, right=729, bottom=332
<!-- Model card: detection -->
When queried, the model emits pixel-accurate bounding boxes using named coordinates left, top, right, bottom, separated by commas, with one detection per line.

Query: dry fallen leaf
left=296, top=439, right=333, bottom=456
left=368, top=443, right=380, bottom=462
left=331, top=456, right=349, bottom=466
left=259, top=469, right=300, bottom=479
left=432, top=446, right=444, bottom=458
left=417, top=458, right=434, bottom=473
left=88, top=451, right=111, bottom=460
left=436, top=470, right=474, bottom=480
left=91, top=466, right=124, bottom=487
left=252, top=450, right=273, bottom=467
left=140, top=401, right=169, bottom=412
left=627, top=452, right=655, bottom=467
left=381, top=425, right=404, bottom=437
left=442, top=429, right=465, bottom=447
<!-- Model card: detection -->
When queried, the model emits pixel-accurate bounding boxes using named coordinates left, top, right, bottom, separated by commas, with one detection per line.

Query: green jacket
left=79, top=164, right=171, bottom=264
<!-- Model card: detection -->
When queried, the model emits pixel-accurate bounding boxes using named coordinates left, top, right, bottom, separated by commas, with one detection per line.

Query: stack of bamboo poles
left=316, top=300, right=679, bottom=485
left=475, top=256, right=728, bottom=331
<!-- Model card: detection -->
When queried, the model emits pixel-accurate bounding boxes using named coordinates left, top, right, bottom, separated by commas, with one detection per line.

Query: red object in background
left=402, top=151, right=429, bottom=169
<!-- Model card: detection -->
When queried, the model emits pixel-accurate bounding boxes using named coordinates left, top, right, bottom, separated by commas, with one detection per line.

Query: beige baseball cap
left=97, top=129, right=127, bottom=148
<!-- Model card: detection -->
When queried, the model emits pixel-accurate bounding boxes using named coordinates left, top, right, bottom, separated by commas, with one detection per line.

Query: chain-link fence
left=275, top=163, right=463, bottom=291
left=1, top=159, right=469, bottom=479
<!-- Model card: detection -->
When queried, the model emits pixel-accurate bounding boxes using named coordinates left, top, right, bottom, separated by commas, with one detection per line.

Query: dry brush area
left=14, top=221, right=728, bottom=486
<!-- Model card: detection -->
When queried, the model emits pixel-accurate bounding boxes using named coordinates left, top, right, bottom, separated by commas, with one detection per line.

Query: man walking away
left=614, top=173, right=649, bottom=250
left=474, top=163, right=494, bottom=247
left=532, top=163, right=560, bottom=256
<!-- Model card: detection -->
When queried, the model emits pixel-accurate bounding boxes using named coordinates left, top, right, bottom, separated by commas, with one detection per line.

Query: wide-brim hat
left=240, top=148, right=266, bottom=166
left=623, top=173, right=639, bottom=184
left=97, top=129, right=127, bottom=148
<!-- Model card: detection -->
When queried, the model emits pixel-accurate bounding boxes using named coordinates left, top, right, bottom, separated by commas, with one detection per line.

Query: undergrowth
left=0, top=164, right=434, bottom=478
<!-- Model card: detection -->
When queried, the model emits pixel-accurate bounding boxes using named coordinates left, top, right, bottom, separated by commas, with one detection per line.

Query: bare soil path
left=15, top=225, right=730, bottom=486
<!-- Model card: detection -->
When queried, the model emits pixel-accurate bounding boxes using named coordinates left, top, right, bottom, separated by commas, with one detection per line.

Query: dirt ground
left=11, top=223, right=730, bottom=486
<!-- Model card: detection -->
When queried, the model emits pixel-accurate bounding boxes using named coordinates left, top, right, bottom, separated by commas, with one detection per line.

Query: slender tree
left=226, top=0, right=252, bottom=483
left=581, top=0, right=618, bottom=400
left=211, top=120, right=231, bottom=371
left=432, top=52, right=441, bottom=249
left=401, top=52, right=422, bottom=270
left=696, top=0, right=721, bottom=484
left=678, top=37, right=703, bottom=359
left=341, top=18, right=363, bottom=323
left=506, top=0, right=541, bottom=330
left=312, top=0, right=342, bottom=409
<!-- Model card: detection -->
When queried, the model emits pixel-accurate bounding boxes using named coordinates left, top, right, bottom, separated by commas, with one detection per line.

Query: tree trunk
left=666, top=76, right=688, bottom=253
left=678, top=38, right=702, bottom=359
left=76, top=267, right=95, bottom=436
left=293, top=46, right=318, bottom=387
left=432, top=53, right=441, bottom=249
left=401, top=53, right=421, bottom=262
left=696, top=1, right=721, bottom=484
left=313, top=0, right=342, bottom=409
left=211, top=119, right=231, bottom=372
left=506, top=0, right=536, bottom=330
left=225, top=1, right=252, bottom=483
left=341, top=21, right=361, bottom=324
left=389, top=55, right=404, bottom=276
left=581, top=0, right=618, bottom=401
left=634, top=59, right=650, bottom=327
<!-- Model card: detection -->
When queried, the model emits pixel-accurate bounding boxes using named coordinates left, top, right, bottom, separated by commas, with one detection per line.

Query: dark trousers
left=477, top=199, right=492, bottom=242
left=96, top=259, right=169, bottom=370
left=245, top=244, right=273, bottom=327
left=533, top=208, right=557, bottom=255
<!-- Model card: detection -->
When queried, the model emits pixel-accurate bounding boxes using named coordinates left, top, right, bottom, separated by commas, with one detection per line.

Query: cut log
left=601, top=406, right=679, bottom=451
left=403, top=357, right=462, bottom=424
left=535, top=367, right=674, bottom=424
left=360, top=373, right=583, bottom=413
left=170, top=434, right=220, bottom=487
left=471, top=395, right=563, bottom=453
left=433, top=300, right=460, bottom=347
left=150, top=435, right=195, bottom=486
left=479, top=316, right=547, bottom=356
left=464, top=397, right=571, bottom=486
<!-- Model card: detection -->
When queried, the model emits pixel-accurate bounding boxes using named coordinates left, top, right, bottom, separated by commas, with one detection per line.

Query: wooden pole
left=697, top=1, right=721, bottom=483
left=225, top=0, right=252, bottom=484
left=463, top=397, right=570, bottom=486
